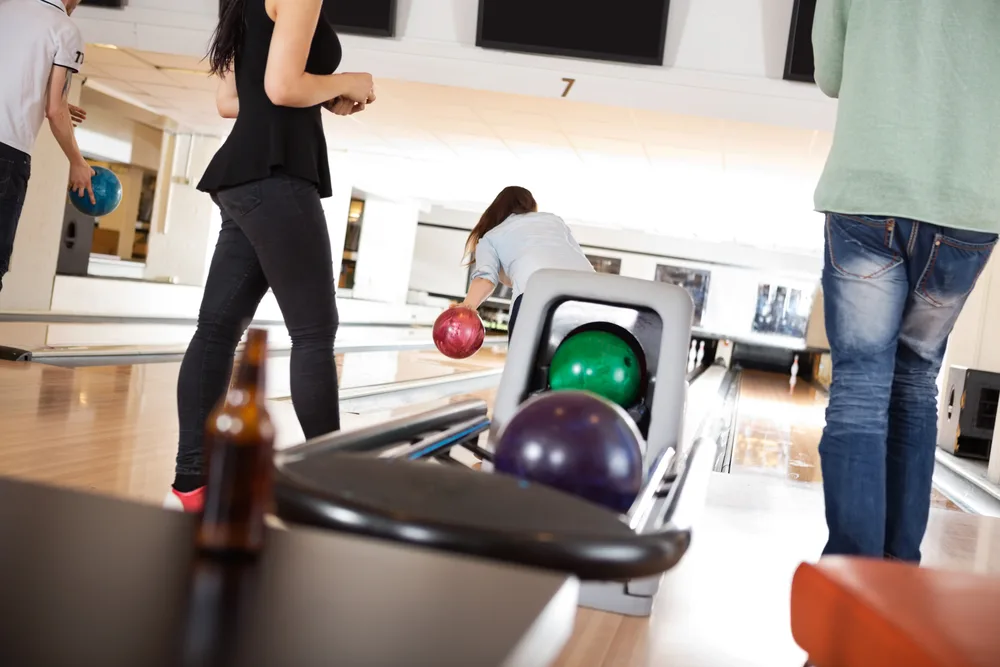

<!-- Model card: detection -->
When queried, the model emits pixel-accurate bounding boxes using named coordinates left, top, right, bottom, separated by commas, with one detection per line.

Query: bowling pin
left=688, top=340, right=698, bottom=366
left=716, top=340, right=733, bottom=368
left=696, top=341, right=705, bottom=365
left=791, top=354, right=800, bottom=379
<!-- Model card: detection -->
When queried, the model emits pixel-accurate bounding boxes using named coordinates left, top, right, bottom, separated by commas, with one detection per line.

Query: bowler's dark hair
left=207, top=0, right=245, bottom=76
left=463, top=186, right=537, bottom=263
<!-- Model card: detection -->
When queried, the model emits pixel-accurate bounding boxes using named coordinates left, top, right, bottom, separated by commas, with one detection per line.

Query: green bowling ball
left=548, top=329, right=642, bottom=407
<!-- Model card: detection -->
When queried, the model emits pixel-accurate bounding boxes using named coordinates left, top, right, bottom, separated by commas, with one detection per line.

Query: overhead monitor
left=784, top=0, right=816, bottom=83
left=324, top=0, right=397, bottom=38
left=477, top=0, right=672, bottom=66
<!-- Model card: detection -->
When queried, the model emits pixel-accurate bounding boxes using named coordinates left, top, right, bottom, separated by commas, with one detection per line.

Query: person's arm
left=216, top=71, right=239, bottom=118
left=462, top=279, right=497, bottom=309
left=46, top=65, right=93, bottom=203
left=264, top=0, right=376, bottom=108
left=812, top=0, right=851, bottom=99
left=462, top=238, right=501, bottom=309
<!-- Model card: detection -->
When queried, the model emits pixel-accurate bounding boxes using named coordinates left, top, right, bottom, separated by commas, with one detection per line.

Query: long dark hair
left=463, top=186, right=537, bottom=263
left=207, top=0, right=246, bottom=76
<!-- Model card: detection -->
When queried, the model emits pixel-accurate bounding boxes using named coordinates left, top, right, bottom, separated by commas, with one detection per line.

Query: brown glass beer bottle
left=197, top=328, right=275, bottom=555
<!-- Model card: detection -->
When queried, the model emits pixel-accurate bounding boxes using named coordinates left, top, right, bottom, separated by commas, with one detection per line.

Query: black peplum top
left=198, top=0, right=342, bottom=198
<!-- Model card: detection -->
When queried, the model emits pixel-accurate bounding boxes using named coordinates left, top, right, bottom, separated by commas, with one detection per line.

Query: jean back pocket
left=825, top=213, right=903, bottom=280
left=917, top=233, right=997, bottom=307
left=218, top=182, right=263, bottom=218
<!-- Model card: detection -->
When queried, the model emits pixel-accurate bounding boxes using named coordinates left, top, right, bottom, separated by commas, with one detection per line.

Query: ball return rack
left=275, top=271, right=711, bottom=616
left=274, top=397, right=717, bottom=616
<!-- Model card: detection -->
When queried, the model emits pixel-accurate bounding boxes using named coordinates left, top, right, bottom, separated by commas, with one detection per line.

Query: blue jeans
left=820, top=213, right=996, bottom=562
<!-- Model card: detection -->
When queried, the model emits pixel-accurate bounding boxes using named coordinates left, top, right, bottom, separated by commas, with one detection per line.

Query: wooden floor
left=551, top=370, right=988, bottom=667
left=731, top=371, right=962, bottom=511
left=0, top=347, right=503, bottom=506
left=552, top=473, right=1000, bottom=667
left=1, top=358, right=994, bottom=667
left=730, top=371, right=826, bottom=482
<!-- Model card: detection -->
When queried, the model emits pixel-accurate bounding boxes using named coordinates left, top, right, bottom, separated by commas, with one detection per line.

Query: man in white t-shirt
left=0, top=0, right=93, bottom=293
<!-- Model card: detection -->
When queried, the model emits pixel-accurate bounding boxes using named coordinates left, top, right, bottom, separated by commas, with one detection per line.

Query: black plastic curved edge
left=0, top=345, right=32, bottom=362
left=274, top=464, right=692, bottom=581
left=278, top=400, right=489, bottom=462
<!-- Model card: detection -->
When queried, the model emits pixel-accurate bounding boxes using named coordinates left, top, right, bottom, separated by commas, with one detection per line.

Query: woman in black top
left=168, top=0, right=375, bottom=510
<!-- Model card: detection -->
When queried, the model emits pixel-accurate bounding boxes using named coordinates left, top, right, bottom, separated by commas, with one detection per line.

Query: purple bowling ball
left=494, top=390, right=645, bottom=513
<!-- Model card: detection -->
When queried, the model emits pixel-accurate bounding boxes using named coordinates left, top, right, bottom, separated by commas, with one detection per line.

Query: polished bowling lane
left=0, top=345, right=504, bottom=506
left=729, top=371, right=826, bottom=482
left=730, top=370, right=963, bottom=511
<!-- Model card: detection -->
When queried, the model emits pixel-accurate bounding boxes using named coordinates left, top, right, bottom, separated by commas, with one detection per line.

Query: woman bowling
left=459, top=186, right=594, bottom=338
left=167, top=0, right=376, bottom=511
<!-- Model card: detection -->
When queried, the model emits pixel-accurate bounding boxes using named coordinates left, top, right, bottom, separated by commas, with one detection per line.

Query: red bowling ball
left=433, top=307, right=485, bottom=359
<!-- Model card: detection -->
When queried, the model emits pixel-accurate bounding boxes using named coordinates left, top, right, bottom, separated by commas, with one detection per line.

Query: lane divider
left=30, top=337, right=509, bottom=366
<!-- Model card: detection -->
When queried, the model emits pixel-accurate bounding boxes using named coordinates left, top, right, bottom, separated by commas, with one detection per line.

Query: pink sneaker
left=163, top=487, right=205, bottom=513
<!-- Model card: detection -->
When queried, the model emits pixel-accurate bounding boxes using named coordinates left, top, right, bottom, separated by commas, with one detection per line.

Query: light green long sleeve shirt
left=813, top=0, right=1000, bottom=233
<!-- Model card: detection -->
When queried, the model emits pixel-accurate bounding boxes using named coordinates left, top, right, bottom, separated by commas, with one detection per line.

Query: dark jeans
left=0, top=143, right=31, bottom=293
left=820, top=213, right=996, bottom=562
left=175, top=173, right=340, bottom=479
left=508, top=294, right=523, bottom=340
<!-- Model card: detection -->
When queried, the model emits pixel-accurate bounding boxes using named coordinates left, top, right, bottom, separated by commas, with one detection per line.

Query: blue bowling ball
left=70, top=165, right=123, bottom=218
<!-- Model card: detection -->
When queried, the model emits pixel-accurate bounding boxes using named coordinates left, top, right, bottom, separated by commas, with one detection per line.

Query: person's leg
left=819, top=213, right=910, bottom=558
left=226, top=174, right=340, bottom=439
left=884, top=224, right=997, bottom=561
left=508, top=294, right=522, bottom=340
left=0, top=150, right=31, bottom=294
left=174, top=194, right=269, bottom=491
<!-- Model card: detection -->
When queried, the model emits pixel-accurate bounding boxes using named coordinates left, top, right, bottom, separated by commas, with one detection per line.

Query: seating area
left=791, top=557, right=1000, bottom=667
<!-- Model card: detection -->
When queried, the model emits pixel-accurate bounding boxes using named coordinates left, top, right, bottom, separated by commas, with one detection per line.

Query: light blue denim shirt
left=469, top=212, right=595, bottom=300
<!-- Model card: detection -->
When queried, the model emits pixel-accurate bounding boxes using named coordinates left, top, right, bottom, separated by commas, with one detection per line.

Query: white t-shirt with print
left=0, top=0, right=85, bottom=155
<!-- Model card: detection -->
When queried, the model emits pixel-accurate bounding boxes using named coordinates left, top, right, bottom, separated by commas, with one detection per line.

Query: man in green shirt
left=813, top=0, right=999, bottom=562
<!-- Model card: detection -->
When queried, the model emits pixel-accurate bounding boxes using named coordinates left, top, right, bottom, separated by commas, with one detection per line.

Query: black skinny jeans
left=0, top=142, right=31, bottom=293
left=175, top=173, right=340, bottom=478
left=507, top=294, right=522, bottom=340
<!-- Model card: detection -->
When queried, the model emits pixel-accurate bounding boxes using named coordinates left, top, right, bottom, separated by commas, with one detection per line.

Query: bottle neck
left=232, top=360, right=264, bottom=404
left=231, top=329, right=268, bottom=405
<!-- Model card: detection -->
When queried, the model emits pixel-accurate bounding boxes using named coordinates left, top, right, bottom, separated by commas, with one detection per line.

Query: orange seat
left=791, top=557, right=1000, bottom=667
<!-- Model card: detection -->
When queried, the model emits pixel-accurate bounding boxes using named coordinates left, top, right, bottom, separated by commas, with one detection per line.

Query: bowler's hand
left=69, top=161, right=96, bottom=205
left=324, top=97, right=366, bottom=116
left=69, top=105, right=87, bottom=127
